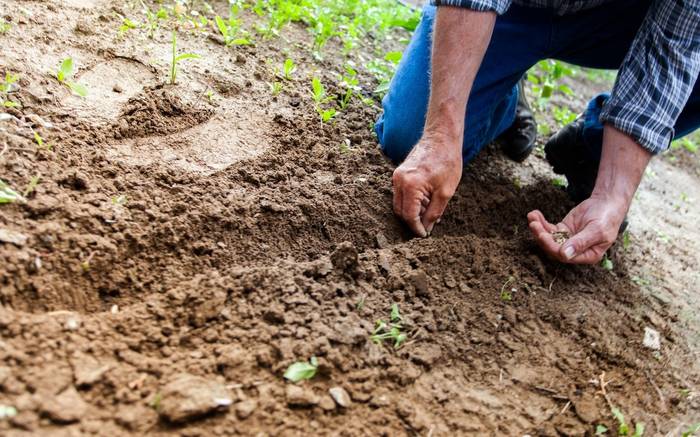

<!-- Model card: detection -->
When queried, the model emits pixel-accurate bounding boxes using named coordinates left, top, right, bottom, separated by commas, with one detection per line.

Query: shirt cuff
left=430, top=0, right=510, bottom=14
left=599, top=99, right=673, bottom=155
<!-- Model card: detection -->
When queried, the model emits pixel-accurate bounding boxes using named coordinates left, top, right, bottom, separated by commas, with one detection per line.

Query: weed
left=23, top=176, right=40, bottom=198
left=270, top=81, right=283, bottom=96
left=601, top=254, right=613, bottom=271
left=370, top=304, right=407, bottom=348
left=0, top=72, right=20, bottom=108
left=338, top=64, right=359, bottom=109
left=0, top=19, right=10, bottom=34
left=56, top=58, right=88, bottom=97
left=553, top=106, right=577, bottom=127
left=140, top=1, right=168, bottom=38
left=611, top=407, right=644, bottom=437
left=214, top=5, right=251, bottom=46
left=500, top=276, right=515, bottom=301
left=170, top=31, right=200, bottom=85
left=0, top=179, right=23, bottom=204
left=552, top=177, right=567, bottom=188
left=282, top=58, right=296, bottom=80
left=311, top=76, right=337, bottom=123
left=33, top=132, right=52, bottom=151
left=283, top=356, right=318, bottom=382
left=118, top=17, right=139, bottom=37
left=319, top=108, right=336, bottom=122
left=682, top=423, right=700, bottom=437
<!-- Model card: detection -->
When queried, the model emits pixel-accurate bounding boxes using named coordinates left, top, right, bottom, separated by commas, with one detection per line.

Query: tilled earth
left=0, top=1, right=698, bottom=435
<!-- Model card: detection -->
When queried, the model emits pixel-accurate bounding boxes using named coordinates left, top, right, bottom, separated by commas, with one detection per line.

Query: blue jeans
left=375, top=1, right=700, bottom=164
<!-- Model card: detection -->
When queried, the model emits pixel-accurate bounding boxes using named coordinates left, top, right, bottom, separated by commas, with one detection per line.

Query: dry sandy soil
left=0, top=0, right=698, bottom=435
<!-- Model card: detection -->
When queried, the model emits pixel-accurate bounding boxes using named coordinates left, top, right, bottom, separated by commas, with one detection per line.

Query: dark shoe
left=545, top=116, right=629, bottom=232
left=497, top=79, right=537, bottom=162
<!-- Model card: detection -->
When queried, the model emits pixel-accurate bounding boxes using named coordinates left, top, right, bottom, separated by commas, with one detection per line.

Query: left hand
left=527, top=193, right=628, bottom=264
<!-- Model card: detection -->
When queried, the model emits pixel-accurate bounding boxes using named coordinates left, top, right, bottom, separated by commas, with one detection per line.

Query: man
left=375, top=0, right=700, bottom=264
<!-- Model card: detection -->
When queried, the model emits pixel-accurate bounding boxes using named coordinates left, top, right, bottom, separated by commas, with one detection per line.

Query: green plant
left=338, top=64, right=359, bottom=109
left=33, top=132, right=52, bottom=151
left=553, top=106, right=577, bottom=127
left=310, top=76, right=337, bottom=123
left=118, top=17, right=139, bottom=37
left=282, top=58, right=296, bottom=80
left=601, top=254, right=613, bottom=271
left=170, top=31, right=200, bottom=85
left=671, top=137, right=699, bottom=154
left=270, top=81, right=282, bottom=96
left=552, top=177, right=567, bottom=188
left=214, top=6, right=250, bottom=46
left=112, top=194, right=127, bottom=206
left=0, top=72, right=19, bottom=108
left=682, top=423, right=700, bottom=437
left=622, top=230, right=631, bottom=250
left=611, top=407, right=644, bottom=437
left=283, top=356, right=318, bottom=382
left=0, top=19, right=11, bottom=34
left=595, top=425, right=608, bottom=435
left=23, top=176, right=40, bottom=198
left=0, top=179, right=23, bottom=204
left=56, top=58, right=88, bottom=97
left=141, top=1, right=168, bottom=38
left=527, top=60, right=575, bottom=105
left=370, top=304, right=407, bottom=349
left=500, top=276, right=515, bottom=301
left=149, top=393, right=162, bottom=410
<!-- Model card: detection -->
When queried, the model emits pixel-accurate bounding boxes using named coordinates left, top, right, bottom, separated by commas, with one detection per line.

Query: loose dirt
left=0, top=1, right=698, bottom=436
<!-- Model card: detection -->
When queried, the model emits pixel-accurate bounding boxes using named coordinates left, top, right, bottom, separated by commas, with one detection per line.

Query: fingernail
left=426, top=224, right=434, bottom=235
left=563, top=245, right=575, bottom=259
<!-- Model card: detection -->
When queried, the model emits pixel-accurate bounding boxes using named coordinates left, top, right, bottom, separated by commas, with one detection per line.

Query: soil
left=0, top=1, right=698, bottom=436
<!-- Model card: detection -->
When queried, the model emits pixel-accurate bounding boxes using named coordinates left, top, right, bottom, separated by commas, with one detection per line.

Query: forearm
left=423, top=7, right=496, bottom=145
left=592, top=125, right=652, bottom=207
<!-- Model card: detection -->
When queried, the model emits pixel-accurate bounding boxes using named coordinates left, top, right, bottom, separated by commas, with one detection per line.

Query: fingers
left=528, top=218, right=562, bottom=259
left=402, top=189, right=427, bottom=237
left=527, top=210, right=558, bottom=233
left=560, top=224, right=611, bottom=264
left=421, top=189, right=451, bottom=235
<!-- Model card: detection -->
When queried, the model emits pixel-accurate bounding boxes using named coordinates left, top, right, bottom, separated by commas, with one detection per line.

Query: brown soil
left=1, top=1, right=698, bottom=436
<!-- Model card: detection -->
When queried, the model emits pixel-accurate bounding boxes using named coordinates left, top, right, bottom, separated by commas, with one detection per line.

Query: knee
left=375, top=109, right=422, bottom=164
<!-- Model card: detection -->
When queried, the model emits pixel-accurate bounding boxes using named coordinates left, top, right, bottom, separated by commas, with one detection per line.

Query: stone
left=157, top=373, right=232, bottom=423
left=235, top=399, right=257, bottom=420
left=573, top=394, right=600, bottom=424
left=0, top=228, right=28, bottom=246
left=285, top=385, right=319, bottom=407
left=643, top=327, right=661, bottom=350
left=318, top=395, right=335, bottom=411
left=330, top=241, right=359, bottom=273
left=329, top=387, right=352, bottom=408
left=408, top=270, right=429, bottom=297
left=375, top=232, right=389, bottom=249
left=71, top=354, right=112, bottom=387
left=41, top=387, right=87, bottom=423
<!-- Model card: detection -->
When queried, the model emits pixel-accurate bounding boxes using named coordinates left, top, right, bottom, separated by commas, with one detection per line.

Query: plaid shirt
left=430, top=0, right=700, bottom=154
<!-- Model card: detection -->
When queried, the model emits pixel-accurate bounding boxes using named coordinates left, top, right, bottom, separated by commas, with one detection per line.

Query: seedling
left=214, top=12, right=250, bottom=46
left=601, top=254, right=613, bottom=271
left=33, top=132, right=52, bottom=151
left=23, top=176, right=40, bottom=198
left=552, top=177, right=567, bottom=188
left=0, top=179, right=23, bottom=204
left=118, top=17, right=138, bottom=37
left=56, top=58, right=88, bottom=97
left=270, top=81, right=282, bottom=96
left=283, top=356, right=318, bottom=382
left=595, top=425, right=608, bottom=435
left=611, top=407, right=644, bottom=437
left=622, top=230, right=631, bottom=250
left=0, top=19, right=10, bottom=34
left=0, top=72, right=19, bottom=108
left=141, top=1, right=168, bottom=38
left=338, top=64, right=359, bottom=109
left=149, top=393, right=162, bottom=410
left=500, top=276, right=515, bottom=301
left=311, top=76, right=337, bottom=123
left=112, top=194, right=127, bottom=206
left=681, top=423, right=700, bottom=437
left=169, top=31, right=200, bottom=85
left=320, top=108, right=336, bottom=122
left=370, top=304, right=407, bottom=349
left=282, top=58, right=296, bottom=80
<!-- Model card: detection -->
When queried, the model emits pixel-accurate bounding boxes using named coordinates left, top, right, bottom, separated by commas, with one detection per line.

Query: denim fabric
left=375, top=1, right=700, bottom=164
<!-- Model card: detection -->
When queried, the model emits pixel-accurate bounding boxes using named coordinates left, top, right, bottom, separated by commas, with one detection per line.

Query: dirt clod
left=285, top=385, right=319, bottom=407
left=234, top=399, right=257, bottom=420
left=157, top=374, right=232, bottom=423
left=331, top=241, right=359, bottom=273
left=40, top=387, right=87, bottom=424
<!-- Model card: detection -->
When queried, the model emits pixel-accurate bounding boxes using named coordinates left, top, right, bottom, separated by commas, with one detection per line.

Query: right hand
left=392, top=134, right=463, bottom=237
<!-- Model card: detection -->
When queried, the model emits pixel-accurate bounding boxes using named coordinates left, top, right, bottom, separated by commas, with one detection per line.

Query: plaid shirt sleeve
left=429, top=0, right=511, bottom=14
left=599, top=0, right=700, bottom=154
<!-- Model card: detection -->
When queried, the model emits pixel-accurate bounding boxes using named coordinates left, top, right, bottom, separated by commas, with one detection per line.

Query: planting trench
left=0, top=0, right=699, bottom=435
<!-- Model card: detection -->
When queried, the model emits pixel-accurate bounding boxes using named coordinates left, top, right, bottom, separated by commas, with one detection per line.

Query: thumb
left=560, top=225, right=601, bottom=261
left=421, top=190, right=450, bottom=235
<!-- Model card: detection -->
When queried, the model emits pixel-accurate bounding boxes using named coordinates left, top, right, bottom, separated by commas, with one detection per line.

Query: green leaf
left=58, top=57, right=74, bottom=82
left=232, top=38, right=251, bottom=45
left=595, top=424, right=608, bottom=435
left=311, top=77, right=325, bottom=102
left=215, top=15, right=228, bottom=39
left=384, top=51, right=402, bottom=64
left=0, top=179, right=22, bottom=204
left=175, top=53, right=201, bottom=62
left=390, top=303, right=401, bottom=322
left=283, top=358, right=318, bottom=383
left=67, top=81, right=88, bottom=97
left=681, top=423, right=700, bottom=437
left=540, top=83, right=553, bottom=98
left=632, top=422, right=645, bottom=437
left=601, top=256, right=613, bottom=271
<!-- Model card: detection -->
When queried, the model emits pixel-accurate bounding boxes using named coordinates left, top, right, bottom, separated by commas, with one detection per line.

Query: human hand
left=527, top=193, right=629, bottom=264
left=392, top=134, right=463, bottom=237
